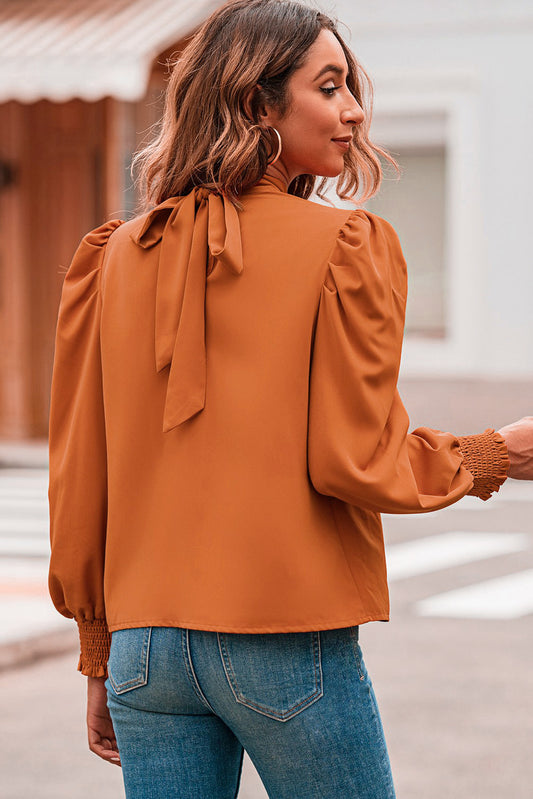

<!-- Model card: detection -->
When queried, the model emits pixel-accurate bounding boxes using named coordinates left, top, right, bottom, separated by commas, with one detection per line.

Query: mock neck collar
left=255, top=172, right=289, bottom=193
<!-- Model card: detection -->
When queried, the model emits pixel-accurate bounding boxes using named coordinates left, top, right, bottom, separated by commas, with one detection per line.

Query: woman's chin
left=314, top=166, right=345, bottom=179
left=288, top=161, right=344, bottom=181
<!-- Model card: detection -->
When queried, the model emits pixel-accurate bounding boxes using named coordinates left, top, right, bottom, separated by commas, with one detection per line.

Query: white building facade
left=325, top=0, right=533, bottom=379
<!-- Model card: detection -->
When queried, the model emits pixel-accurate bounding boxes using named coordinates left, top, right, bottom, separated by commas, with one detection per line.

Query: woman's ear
left=243, top=83, right=269, bottom=125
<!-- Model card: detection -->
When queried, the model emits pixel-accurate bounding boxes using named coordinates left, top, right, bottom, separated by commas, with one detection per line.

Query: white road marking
left=443, top=496, right=496, bottom=512
left=0, top=472, right=49, bottom=545
left=0, top=479, right=48, bottom=492
left=0, top=535, right=50, bottom=556
left=386, top=531, right=528, bottom=581
left=383, top=482, right=533, bottom=519
left=0, top=486, right=47, bottom=497
left=416, top=569, right=533, bottom=619
left=0, top=468, right=48, bottom=479
left=0, top=498, right=48, bottom=512
left=0, top=517, right=49, bottom=537
left=491, top=480, right=533, bottom=502
left=0, top=558, right=48, bottom=582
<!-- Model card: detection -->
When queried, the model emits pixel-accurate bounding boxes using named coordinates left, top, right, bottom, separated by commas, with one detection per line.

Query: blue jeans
left=106, top=626, right=396, bottom=798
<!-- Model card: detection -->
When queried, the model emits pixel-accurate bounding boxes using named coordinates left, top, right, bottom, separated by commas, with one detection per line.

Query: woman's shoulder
left=321, top=207, right=407, bottom=301
left=269, top=192, right=403, bottom=253
left=62, top=219, right=125, bottom=285
left=72, top=218, right=125, bottom=256
left=93, top=209, right=168, bottom=259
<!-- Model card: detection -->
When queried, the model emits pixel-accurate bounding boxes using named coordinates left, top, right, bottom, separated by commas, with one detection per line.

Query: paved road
left=370, top=480, right=533, bottom=799
left=0, top=469, right=532, bottom=797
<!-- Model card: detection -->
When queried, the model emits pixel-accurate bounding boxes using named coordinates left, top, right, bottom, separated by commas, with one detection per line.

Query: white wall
left=323, top=0, right=533, bottom=377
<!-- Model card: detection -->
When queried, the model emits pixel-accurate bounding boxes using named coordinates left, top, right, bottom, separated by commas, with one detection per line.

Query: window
left=366, top=145, right=448, bottom=338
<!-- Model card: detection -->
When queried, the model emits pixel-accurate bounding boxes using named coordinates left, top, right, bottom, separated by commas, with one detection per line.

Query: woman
left=48, top=1, right=533, bottom=797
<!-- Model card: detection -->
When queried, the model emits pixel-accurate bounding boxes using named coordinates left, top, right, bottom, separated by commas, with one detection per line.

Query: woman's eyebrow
left=312, top=64, right=345, bottom=82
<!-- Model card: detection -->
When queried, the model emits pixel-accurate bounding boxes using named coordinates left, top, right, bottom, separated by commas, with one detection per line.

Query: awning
left=0, top=0, right=223, bottom=103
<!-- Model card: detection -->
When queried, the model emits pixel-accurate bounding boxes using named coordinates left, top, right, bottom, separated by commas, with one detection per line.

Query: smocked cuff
left=457, top=428, right=510, bottom=501
left=77, top=619, right=111, bottom=677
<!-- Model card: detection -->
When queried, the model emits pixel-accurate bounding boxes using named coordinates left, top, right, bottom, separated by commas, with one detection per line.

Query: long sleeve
left=48, top=220, right=123, bottom=676
left=308, top=211, right=509, bottom=514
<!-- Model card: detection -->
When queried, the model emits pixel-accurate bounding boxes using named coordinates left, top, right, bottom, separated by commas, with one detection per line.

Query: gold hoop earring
left=267, top=127, right=282, bottom=165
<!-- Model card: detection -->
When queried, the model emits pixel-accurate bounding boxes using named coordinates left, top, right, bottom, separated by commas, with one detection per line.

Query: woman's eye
left=320, top=85, right=342, bottom=96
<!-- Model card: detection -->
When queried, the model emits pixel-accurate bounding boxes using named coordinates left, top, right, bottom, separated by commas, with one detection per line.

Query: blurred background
left=0, top=1, right=531, bottom=798
left=0, top=0, right=532, bottom=440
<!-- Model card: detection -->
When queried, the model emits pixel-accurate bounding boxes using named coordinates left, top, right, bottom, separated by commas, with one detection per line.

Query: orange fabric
left=77, top=619, right=111, bottom=678
left=457, top=429, right=509, bottom=500
left=48, top=175, right=509, bottom=675
left=130, top=188, right=244, bottom=431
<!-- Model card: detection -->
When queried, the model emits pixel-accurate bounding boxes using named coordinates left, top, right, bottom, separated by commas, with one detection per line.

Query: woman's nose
left=341, top=99, right=364, bottom=127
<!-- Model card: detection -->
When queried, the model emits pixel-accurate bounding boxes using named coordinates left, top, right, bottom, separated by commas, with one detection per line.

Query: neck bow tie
left=129, top=188, right=243, bottom=432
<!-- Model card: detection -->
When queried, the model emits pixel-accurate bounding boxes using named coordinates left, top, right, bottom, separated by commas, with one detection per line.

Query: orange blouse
left=48, top=174, right=509, bottom=676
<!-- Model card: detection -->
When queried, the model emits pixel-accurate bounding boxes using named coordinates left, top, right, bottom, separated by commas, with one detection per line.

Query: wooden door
left=0, top=99, right=106, bottom=438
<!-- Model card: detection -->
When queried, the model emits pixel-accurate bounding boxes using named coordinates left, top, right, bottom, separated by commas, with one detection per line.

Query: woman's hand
left=87, top=676, right=121, bottom=767
left=498, top=416, right=533, bottom=480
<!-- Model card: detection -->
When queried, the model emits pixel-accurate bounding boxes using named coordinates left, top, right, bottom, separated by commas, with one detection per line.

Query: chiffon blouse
left=48, top=174, right=509, bottom=676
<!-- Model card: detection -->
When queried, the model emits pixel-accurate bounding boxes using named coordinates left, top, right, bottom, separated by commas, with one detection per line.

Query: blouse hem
left=106, top=612, right=390, bottom=635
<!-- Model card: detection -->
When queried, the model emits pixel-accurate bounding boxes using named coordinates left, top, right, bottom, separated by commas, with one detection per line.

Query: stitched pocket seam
left=217, top=631, right=323, bottom=721
left=109, top=627, right=152, bottom=695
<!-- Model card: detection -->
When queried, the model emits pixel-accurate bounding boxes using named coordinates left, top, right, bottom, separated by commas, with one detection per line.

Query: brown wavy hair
left=134, top=0, right=397, bottom=207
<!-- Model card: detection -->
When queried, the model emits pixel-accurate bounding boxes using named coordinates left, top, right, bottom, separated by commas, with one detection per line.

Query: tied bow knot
left=129, top=188, right=243, bottom=432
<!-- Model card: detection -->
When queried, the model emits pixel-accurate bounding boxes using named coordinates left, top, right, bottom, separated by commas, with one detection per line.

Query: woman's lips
left=332, top=139, right=351, bottom=151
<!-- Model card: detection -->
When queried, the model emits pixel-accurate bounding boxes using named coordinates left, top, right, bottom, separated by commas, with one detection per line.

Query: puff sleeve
left=307, top=211, right=509, bottom=514
left=48, top=220, right=123, bottom=676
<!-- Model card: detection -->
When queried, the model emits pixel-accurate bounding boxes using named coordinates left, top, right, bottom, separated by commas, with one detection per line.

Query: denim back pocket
left=107, top=627, right=152, bottom=695
left=217, top=631, right=323, bottom=722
